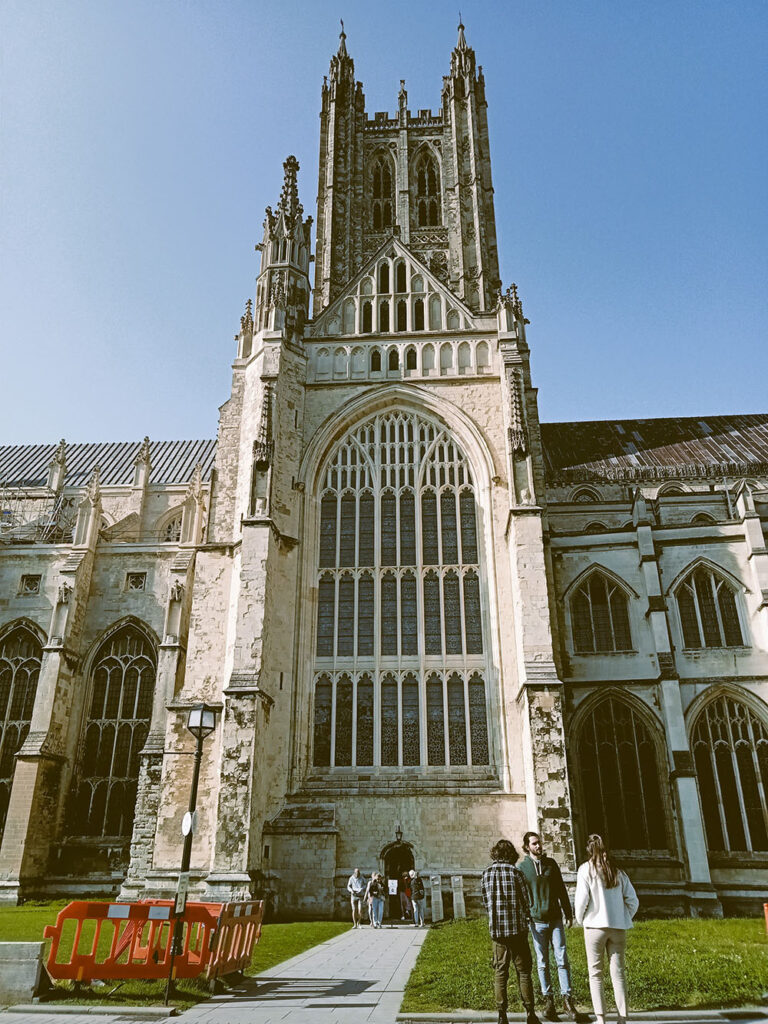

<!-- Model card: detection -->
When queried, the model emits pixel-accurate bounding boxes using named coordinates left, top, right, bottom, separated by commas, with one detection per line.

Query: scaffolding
left=0, top=482, right=78, bottom=544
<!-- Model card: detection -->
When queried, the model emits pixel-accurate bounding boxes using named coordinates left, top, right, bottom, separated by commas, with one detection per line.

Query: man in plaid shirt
left=482, top=839, right=541, bottom=1024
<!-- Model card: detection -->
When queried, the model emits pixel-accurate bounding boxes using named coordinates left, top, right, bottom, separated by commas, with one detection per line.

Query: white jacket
left=574, top=861, right=639, bottom=929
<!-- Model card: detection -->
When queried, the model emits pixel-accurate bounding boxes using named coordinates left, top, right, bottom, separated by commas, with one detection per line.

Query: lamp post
left=164, top=702, right=217, bottom=1005
left=395, top=823, right=403, bottom=844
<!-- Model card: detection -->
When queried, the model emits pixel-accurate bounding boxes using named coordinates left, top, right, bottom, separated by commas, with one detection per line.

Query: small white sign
left=182, top=811, right=196, bottom=836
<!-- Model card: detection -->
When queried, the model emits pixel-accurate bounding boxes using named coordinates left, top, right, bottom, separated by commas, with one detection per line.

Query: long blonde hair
left=586, top=834, right=619, bottom=888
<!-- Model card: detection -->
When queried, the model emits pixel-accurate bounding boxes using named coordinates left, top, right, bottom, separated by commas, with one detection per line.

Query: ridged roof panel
left=541, top=414, right=768, bottom=478
left=0, top=440, right=217, bottom=488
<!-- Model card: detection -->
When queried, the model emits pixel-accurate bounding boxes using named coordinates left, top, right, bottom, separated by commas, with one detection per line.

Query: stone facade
left=1, top=25, right=767, bottom=917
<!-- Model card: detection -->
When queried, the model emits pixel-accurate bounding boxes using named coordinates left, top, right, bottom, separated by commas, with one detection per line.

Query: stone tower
left=314, top=22, right=501, bottom=316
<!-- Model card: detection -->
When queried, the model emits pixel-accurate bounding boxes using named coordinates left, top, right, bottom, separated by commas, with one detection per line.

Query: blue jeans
left=530, top=916, right=572, bottom=997
left=411, top=897, right=425, bottom=925
left=371, top=896, right=384, bottom=926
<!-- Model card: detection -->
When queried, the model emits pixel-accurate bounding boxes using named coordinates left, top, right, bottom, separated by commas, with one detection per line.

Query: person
left=347, top=867, right=367, bottom=928
left=517, top=831, right=583, bottom=1022
left=365, top=871, right=386, bottom=929
left=399, top=871, right=412, bottom=920
left=481, top=838, right=541, bottom=1024
left=409, top=868, right=426, bottom=927
left=574, top=834, right=639, bottom=1024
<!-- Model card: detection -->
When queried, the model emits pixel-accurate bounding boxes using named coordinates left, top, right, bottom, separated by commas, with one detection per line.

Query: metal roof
left=0, top=440, right=217, bottom=488
left=541, top=414, right=768, bottom=480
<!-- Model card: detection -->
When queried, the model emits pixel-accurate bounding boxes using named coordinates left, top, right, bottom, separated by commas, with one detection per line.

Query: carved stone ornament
left=253, top=384, right=274, bottom=467
left=133, top=436, right=151, bottom=467
left=170, top=581, right=185, bottom=602
left=57, top=581, right=72, bottom=604
left=496, top=282, right=530, bottom=325
left=240, top=298, right=254, bottom=335
left=506, top=366, right=528, bottom=457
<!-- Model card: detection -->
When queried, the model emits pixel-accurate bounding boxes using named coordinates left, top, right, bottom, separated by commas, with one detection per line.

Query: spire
left=338, top=18, right=348, bottom=58
left=278, top=155, right=302, bottom=224
left=456, top=14, right=467, bottom=50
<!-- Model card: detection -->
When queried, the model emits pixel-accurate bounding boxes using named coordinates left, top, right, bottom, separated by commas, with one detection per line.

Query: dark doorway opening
left=382, top=841, right=414, bottom=920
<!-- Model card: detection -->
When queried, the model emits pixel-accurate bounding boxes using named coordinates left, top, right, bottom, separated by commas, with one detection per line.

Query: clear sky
left=2, top=0, right=766, bottom=444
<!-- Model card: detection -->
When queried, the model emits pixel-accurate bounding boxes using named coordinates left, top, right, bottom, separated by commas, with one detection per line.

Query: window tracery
left=0, top=626, right=42, bottom=835
left=312, top=411, right=490, bottom=769
left=70, top=624, right=155, bottom=839
left=570, top=570, right=632, bottom=653
left=576, top=695, right=669, bottom=851
left=371, top=154, right=394, bottom=231
left=691, top=693, right=768, bottom=852
left=414, top=151, right=441, bottom=227
left=675, top=564, right=744, bottom=649
left=161, top=513, right=183, bottom=543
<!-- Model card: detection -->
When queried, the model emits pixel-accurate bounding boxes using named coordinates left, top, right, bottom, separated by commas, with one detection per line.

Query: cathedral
left=1, top=25, right=767, bottom=918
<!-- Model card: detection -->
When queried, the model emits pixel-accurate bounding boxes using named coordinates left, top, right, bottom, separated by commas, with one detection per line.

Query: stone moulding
left=547, top=460, right=768, bottom=485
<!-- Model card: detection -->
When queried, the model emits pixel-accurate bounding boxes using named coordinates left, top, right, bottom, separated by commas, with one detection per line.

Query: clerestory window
left=414, top=151, right=441, bottom=227
left=570, top=570, right=632, bottom=653
left=312, top=411, right=490, bottom=769
left=676, top=565, right=744, bottom=649
left=371, top=155, right=394, bottom=231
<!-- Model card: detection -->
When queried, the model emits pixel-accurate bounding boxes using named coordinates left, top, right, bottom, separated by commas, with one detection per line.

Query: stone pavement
left=2, top=923, right=767, bottom=1024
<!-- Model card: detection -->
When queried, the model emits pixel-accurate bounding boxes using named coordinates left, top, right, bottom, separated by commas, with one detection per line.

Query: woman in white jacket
left=574, top=835, right=639, bottom=1024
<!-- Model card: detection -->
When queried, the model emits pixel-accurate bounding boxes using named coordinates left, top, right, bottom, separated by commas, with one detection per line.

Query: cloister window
left=415, top=151, right=441, bottom=226
left=371, top=155, right=394, bottom=231
left=70, top=624, right=155, bottom=839
left=312, top=411, right=490, bottom=768
left=0, top=626, right=41, bottom=835
left=691, top=694, right=768, bottom=852
left=676, top=565, right=744, bottom=649
left=570, top=571, right=632, bottom=653
left=577, top=695, right=668, bottom=851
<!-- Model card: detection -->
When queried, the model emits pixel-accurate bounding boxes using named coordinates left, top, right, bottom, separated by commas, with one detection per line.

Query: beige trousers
left=583, top=927, right=628, bottom=1020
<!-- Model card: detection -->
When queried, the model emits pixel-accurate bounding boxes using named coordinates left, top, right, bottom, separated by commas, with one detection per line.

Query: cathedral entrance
left=382, top=840, right=414, bottom=921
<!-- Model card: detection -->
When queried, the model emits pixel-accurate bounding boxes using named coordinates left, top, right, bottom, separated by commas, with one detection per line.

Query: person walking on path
left=574, top=834, right=639, bottom=1024
left=409, top=868, right=426, bottom=926
left=366, top=871, right=386, bottom=928
left=518, top=831, right=584, bottom=1022
left=347, top=867, right=367, bottom=928
left=399, top=871, right=412, bottom=920
left=482, top=838, right=542, bottom=1024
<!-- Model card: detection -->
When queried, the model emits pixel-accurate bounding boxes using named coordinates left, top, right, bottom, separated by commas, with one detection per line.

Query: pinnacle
left=278, top=155, right=302, bottom=222
left=338, top=18, right=348, bottom=57
left=456, top=14, right=467, bottom=50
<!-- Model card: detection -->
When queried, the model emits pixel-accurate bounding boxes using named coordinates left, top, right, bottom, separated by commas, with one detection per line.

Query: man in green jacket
left=517, top=832, right=582, bottom=1022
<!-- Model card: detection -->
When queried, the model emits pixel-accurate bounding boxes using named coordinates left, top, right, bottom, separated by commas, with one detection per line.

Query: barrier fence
left=43, top=899, right=264, bottom=985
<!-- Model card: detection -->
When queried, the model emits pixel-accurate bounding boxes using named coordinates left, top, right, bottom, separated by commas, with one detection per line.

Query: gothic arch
left=569, top=687, right=673, bottom=854
left=685, top=684, right=768, bottom=853
left=570, top=486, right=601, bottom=503
left=368, top=149, right=396, bottom=232
left=155, top=504, right=185, bottom=543
left=562, top=563, right=639, bottom=603
left=665, top=556, right=748, bottom=597
left=410, top=144, right=442, bottom=228
left=0, top=617, right=47, bottom=648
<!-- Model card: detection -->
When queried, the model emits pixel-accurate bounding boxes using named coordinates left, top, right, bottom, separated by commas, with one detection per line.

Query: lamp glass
left=187, top=703, right=217, bottom=740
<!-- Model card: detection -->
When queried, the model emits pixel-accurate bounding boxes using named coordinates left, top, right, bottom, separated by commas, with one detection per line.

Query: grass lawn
left=0, top=902, right=349, bottom=1010
left=402, top=917, right=768, bottom=1013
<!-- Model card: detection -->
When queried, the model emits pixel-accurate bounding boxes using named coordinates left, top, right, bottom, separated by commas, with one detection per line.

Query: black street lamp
left=395, top=823, right=403, bottom=844
left=164, top=702, right=218, bottom=1004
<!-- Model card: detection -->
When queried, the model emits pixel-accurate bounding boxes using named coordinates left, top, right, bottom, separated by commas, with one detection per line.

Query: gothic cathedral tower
left=135, top=23, right=575, bottom=916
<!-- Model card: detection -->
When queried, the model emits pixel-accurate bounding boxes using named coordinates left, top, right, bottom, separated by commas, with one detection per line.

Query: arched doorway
left=382, top=840, right=414, bottom=920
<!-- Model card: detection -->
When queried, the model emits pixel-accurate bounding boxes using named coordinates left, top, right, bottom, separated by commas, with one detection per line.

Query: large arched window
left=414, top=151, right=441, bottom=227
left=675, top=564, right=744, bottom=649
left=371, top=154, right=394, bottom=231
left=570, top=570, right=632, bottom=653
left=312, top=411, right=490, bottom=769
left=576, top=694, right=669, bottom=851
left=70, top=624, right=156, bottom=839
left=0, top=625, right=42, bottom=835
left=691, top=693, right=768, bottom=853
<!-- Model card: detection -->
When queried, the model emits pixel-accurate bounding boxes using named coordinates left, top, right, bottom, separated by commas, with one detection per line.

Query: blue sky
left=2, top=0, right=766, bottom=444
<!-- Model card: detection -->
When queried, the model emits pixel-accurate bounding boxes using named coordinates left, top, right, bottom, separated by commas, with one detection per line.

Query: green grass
left=402, top=917, right=768, bottom=1013
left=0, top=902, right=349, bottom=1009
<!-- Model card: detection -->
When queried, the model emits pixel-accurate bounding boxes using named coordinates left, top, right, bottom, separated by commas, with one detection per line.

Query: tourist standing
left=409, top=868, right=426, bottom=926
left=574, top=835, right=639, bottom=1024
left=347, top=867, right=367, bottom=928
left=481, top=838, right=541, bottom=1024
left=399, top=871, right=412, bottom=920
left=366, top=871, right=386, bottom=929
left=518, top=831, right=583, bottom=1021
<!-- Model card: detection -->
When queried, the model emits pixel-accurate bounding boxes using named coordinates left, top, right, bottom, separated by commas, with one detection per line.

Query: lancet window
left=371, top=154, right=394, bottom=231
left=570, top=570, right=632, bottom=653
left=312, top=411, right=490, bottom=769
left=414, top=151, right=441, bottom=227
left=0, top=626, right=42, bottom=836
left=70, top=624, right=155, bottom=839
left=691, top=694, right=768, bottom=852
left=675, top=564, right=744, bottom=649
left=576, top=695, right=669, bottom=851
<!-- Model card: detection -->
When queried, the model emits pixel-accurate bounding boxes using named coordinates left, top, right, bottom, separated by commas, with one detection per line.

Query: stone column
left=631, top=490, right=718, bottom=914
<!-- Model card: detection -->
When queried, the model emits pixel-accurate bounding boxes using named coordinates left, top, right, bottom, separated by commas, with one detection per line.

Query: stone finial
left=240, top=298, right=254, bottom=335
left=50, top=439, right=67, bottom=467
left=134, top=436, right=152, bottom=467
left=456, top=15, right=467, bottom=50
left=497, top=283, right=530, bottom=325
left=86, top=466, right=101, bottom=504
left=46, top=439, right=68, bottom=491
left=186, top=461, right=204, bottom=502
left=338, top=18, right=348, bottom=57
left=278, top=156, right=302, bottom=223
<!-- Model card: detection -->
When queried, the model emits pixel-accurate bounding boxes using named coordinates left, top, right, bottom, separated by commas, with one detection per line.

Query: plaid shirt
left=481, top=860, right=531, bottom=940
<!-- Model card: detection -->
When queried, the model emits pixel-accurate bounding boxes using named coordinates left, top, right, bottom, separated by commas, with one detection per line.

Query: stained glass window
left=677, top=566, right=744, bottom=649
left=0, top=626, right=42, bottom=836
left=571, top=571, right=632, bottom=653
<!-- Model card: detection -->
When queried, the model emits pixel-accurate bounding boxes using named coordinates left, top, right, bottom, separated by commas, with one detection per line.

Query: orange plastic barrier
left=43, top=900, right=223, bottom=983
left=205, top=900, right=264, bottom=982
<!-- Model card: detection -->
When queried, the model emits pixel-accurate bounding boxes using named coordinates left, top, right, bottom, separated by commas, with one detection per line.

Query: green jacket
left=517, top=854, right=572, bottom=923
